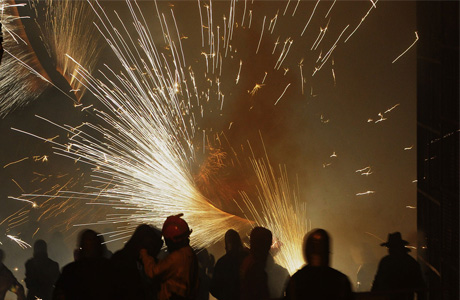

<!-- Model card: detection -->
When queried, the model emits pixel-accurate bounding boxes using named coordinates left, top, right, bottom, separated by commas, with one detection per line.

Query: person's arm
left=140, top=248, right=176, bottom=280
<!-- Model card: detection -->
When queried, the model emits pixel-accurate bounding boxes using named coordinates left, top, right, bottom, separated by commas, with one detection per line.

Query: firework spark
left=0, top=0, right=51, bottom=117
left=240, top=140, right=309, bottom=274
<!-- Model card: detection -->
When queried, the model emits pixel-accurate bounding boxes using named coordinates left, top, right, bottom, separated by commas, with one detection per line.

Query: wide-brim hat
left=380, top=232, right=409, bottom=248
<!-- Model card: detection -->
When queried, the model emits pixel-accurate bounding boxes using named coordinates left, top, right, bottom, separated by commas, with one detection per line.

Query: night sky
left=0, top=0, right=417, bottom=292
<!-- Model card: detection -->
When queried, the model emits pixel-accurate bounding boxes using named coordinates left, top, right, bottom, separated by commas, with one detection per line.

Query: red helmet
left=162, top=214, right=192, bottom=242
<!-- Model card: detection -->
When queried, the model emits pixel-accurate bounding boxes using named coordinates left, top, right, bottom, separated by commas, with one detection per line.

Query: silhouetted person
left=140, top=214, right=199, bottom=300
left=285, top=229, right=353, bottom=300
left=24, top=240, right=60, bottom=300
left=0, top=249, right=25, bottom=300
left=195, top=248, right=214, bottom=300
left=210, top=229, right=249, bottom=300
left=111, top=224, right=163, bottom=300
left=53, top=229, right=114, bottom=300
left=372, top=232, right=426, bottom=300
left=240, top=227, right=272, bottom=300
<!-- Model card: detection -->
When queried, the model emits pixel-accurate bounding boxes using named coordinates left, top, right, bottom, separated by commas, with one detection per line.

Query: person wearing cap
left=140, top=214, right=199, bottom=300
left=284, top=229, right=353, bottom=300
left=372, top=232, right=426, bottom=300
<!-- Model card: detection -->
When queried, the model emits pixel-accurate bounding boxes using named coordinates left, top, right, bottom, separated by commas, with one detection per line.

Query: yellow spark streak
left=365, top=232, right=385, bottom=242
left=344, top=0, right=379, bottom=43
left=235, top=59, right=242, bottom=84
left=301, top=0, right=320, bottom=36
left=283, top=0, right=291, bottom=16
left=32, top=155, right=48, bottom=162
left=11, top=179, right=25, bottom=193
left=32, top=228, right=40, bottom=238
left=404, top=145, right=413, bottom=150
left=274, top=83, right=291, bottom=105
left=406, top=206, right=416, bottom=209
left=255, top=16, right=266, bottom=54
left=392, top=31, right=419, bottom=64
left=3, top=157, right=28, bottom=168
left=249, top=83, right=265, bottom=96
left=292, top=0, right=301, bottom=17
left=384, top=103, right=400, bottom=113
left=330, top=152, right=337, bottom=158
left=241, top=140, right=309, bottom=274
left=325, top=0, right=336, bottom=18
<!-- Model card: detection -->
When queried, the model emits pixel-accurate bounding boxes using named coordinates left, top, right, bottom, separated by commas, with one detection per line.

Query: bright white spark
left=385, top=103, right=400, bottom=114
left=392, top=32, right=419, bottom=64
left=404, top=145, right=413, bottom=150
left=375, top=113, right=387, bottom=123
left=274, top=83, right=291, bottom=105
left=256, top=16, right=266, bottom=54
left=356, top=191, right=375, bottom=196
left=344, top=0, right=379, bottom=43
left=301, top=0, right=320, bottom=36
left=7, top=235, right=31, bottom=249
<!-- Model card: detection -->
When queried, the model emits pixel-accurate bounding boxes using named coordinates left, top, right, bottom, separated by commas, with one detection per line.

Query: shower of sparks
left=29, top=0, right=103, bottom=101
left=356, top=191, right=375, bottom=196
left=240, top=142, right=309, bottom=274
left=0, top=0, right=51, bottom=117
left=6, top=235, right=31, bottom=249
left=2, top=0, right=417, bottom=273
left=392, top=31, right=419, bottom=64
left=12, top=0, right=254, bottom=248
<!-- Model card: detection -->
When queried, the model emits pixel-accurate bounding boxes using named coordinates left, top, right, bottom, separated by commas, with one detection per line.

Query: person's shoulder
left=328, top=267, right=349, bottom=279
left=25, top=258, right=34, bottom=266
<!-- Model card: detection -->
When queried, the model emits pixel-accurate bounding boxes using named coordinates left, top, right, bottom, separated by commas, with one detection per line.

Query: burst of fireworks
left=12, top=0, right=252, bottom=248
left=0, top=0, right=51, bottom=117
left=6, top=0, right=413, bottom=266
left=29, top=0, right=103, bottom=101
left=240, top=141, right=309, bottom=274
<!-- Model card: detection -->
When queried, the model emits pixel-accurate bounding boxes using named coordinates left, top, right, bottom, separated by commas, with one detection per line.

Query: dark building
left=417, top=1, right=459, bottom=300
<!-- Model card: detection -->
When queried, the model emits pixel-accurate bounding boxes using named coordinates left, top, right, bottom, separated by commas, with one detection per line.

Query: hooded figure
left=372, top=232, right=426, bottom=300
left=111, top=224, right=163, bottom=300
left=24, top=240, right=60, bottom=300
left=210, top=229, right=249, bottom=300
left=285, top=229, right=353, bottom=300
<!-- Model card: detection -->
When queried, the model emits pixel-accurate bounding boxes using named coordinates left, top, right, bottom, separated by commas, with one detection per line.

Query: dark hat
left=380, top=232, right=409, bottom=248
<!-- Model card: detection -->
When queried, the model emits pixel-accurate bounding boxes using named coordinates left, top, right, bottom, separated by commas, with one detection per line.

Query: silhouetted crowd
left=0, top=214, right=426, bottom=300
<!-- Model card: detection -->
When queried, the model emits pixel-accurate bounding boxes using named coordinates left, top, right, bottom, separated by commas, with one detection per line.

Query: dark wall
left=417, top=1, right=459, bottom=300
